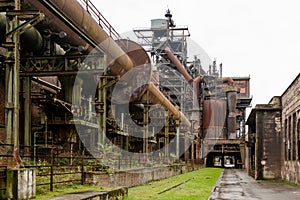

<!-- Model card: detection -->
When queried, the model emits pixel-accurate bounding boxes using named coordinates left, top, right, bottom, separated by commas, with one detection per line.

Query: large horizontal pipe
left=147, top=82, right=191, bottom=127
left=165, top=47, right=193, bottom=84
left=23, top=0, right=134, bottom=71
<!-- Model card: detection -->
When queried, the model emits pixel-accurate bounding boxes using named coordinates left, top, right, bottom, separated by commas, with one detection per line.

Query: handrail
left=77, top=0, right=122, bottom=41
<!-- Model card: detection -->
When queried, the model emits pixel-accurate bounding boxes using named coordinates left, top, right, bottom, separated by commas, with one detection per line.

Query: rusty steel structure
left=0, top=0, right=251, bottom=180
left=133, top=9, right=252, bottom=166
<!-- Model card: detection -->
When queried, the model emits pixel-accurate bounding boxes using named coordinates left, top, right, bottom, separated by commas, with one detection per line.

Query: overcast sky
left=91, top=0, right=300, bottom=107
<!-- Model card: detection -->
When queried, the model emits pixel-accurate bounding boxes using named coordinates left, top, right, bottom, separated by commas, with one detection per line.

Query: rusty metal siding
left=203, top=100, right=226, bottom=128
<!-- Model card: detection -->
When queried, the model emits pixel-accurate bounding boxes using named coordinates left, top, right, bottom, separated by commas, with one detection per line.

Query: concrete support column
left=2, top=169, right=36, bottom=199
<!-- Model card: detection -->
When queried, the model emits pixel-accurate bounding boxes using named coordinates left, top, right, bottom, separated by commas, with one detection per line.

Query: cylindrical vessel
left=0, top=14, right=45, bottom=53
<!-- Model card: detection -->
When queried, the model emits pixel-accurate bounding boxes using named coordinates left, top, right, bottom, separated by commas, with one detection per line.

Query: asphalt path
left=209, top=168, right=300, bottom=200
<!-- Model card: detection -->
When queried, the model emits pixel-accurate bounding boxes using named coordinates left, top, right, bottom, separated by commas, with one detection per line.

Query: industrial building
left=0, top=0, right=251, bottom=198
left=246, top=73, right=300, bottom=183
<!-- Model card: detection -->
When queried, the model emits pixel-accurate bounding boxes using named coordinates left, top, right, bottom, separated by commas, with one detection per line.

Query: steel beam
left=164, top=117, right=169, bottom=160
left=2, top=2, right=44, bottom=167
left=97, top=76, right=107, bottom=144
left=143, top=93, right=149, bottom=155
left=4, top=0, right=21, bottom=167
left=23, top=77, right=31, bottom=150
left=18, top=54, right=105, bottom=76
left=176, top=120, right=180, bottom=159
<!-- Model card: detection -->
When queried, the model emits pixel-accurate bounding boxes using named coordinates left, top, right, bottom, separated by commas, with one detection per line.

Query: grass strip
left=125, top=167, right=222, bottom=200
left=157, top=178, right=193, bottom=194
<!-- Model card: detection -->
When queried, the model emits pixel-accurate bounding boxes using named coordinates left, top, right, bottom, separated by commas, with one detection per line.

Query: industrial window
left=115, top=136, right=122, bottom=147
left=298, top=119, right=300, bottom=161
left=288, top=116, right=292, bottom=161
left=284, top=119, right=288, bottom=161
left=292, top=113, right=297, bottom=161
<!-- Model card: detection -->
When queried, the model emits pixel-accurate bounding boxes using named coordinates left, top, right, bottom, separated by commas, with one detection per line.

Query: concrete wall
left=262, top=110, right=282, bottom=179
left=246, top=97, right=282, bottom=180
left=255, top=107, right=282, bottom=180
left=85, top=165, right=198, bottom=187
left=281, top=161, right=300, bottom=184
left=3, top=169, right=36, bottom=200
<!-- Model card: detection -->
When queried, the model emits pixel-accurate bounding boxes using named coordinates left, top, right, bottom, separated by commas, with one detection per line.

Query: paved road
left=209, top=168, right=300, bottom=200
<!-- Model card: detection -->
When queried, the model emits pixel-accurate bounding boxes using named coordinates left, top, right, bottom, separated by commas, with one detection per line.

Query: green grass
left=124, top=167, right=222, bottom=200
left=36, top=184, right=111, bottom=199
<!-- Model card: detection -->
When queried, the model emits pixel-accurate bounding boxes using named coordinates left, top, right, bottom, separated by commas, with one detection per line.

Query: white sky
left=91, top=0, right=300, bottom=107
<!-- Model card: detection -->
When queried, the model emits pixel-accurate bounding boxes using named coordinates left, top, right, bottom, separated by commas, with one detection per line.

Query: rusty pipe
left=165, top=47, right=193, bottom=84
left=192, top=76, right=202, bottom=109
left=222, top=77, right=234, bottom=84
left=193, top=76, right=202, bottom=83
left=21, top=0, right=190, bottom=127
left=147, top=82, right=191, bottom=127
left=23, top=0, right=134, bottom=71
left=32, top=77, right=61, bottom=91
